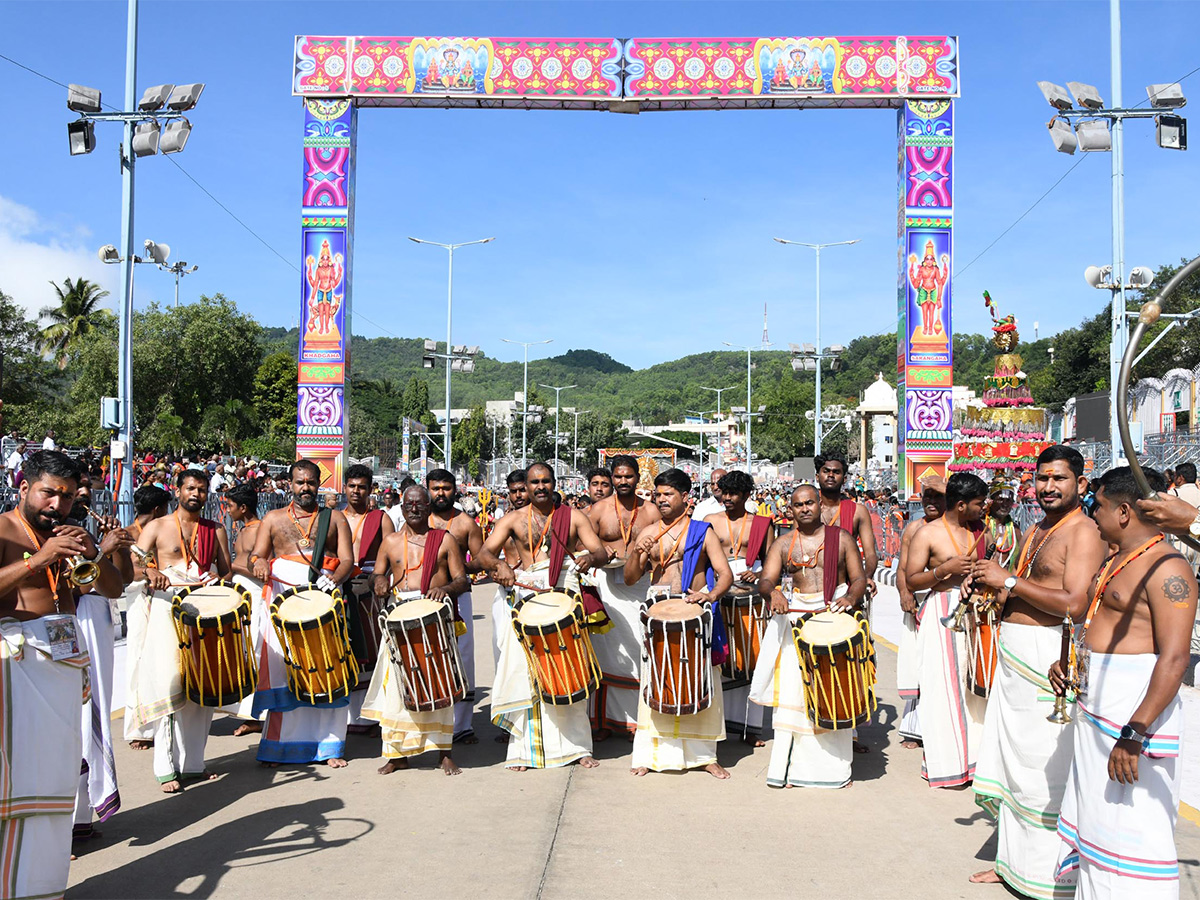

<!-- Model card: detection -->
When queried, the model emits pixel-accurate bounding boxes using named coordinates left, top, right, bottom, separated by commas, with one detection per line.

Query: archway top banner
left=293, top=35, right=959, bottom=109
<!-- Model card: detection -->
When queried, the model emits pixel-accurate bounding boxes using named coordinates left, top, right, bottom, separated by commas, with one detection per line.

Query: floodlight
left=67, top=119, right=95, bottom=156
left=465, top=346, right=479, bottom=356
left=1129, top=266, right=1155, bottom=288
left=143, top=240, right=170, bottom=265
left=166, top=83, right=205, bottom=111
left=136, top=83, right=174, bottom=112
left=828, top=344, right=845, bottom=355
left=1048, top=118, right=1077, bottom=154
left=801, top=343, right=816, bottom=355
left=1084, top=265, right=1113, bottom=288
left=1037, top=81, right=1073, bottom=111
left=1147, top=83, right=1186, bottom=110
left=1066, top=81, right=1104, bottom=110
left=452, top=344, right=468, bottom=355
left=160, top=118, right=192, bottom=154
left=131, top=120, right=160, bottom=156
left=424, top=339, right=437, bottom=352
left=67, top=84, right=102, bottom=114
left=98, top=245, right=121, bottom=264
left=422, top=357, right=435, bottom=369
left=788, top=343, right=802, bottom=354
left=1075, top=119, right=1111, bottom=152
left=1156, top=114, right=1187, bottom=151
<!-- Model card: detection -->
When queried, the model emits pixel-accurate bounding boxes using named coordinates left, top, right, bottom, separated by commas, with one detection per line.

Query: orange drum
left=382, top=596, right=466, bottom=712
left=641, top=596, right=713, bottom=716
left=172, top=581, right=258, bottom=707
left=512, top=591, right=601, bottom=705
left=967, top=609, right=999, bottom=699
left=792, top=610, right=876, bottom=730
left=270, top=586, right=358, bottom=705
left=720, top=590, right=769, bottom=684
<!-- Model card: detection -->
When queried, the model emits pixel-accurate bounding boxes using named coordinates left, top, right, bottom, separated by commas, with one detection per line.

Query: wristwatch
left=1189, top=512, right=1200, bottom=538
left=1118, top=723, right=1147, bottom=745
left=1003, top=575, right=1018, bottom=592
left=86, top=547, right=104, bottom=564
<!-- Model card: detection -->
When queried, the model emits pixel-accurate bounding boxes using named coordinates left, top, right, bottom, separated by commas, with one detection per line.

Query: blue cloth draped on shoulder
left=681, top=520, right=729, bottom=667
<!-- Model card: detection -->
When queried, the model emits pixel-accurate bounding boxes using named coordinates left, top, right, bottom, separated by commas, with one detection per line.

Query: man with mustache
left=586, top=467, right=613, bottom=503
left=364, top=485, right=469, bottom=776
left=586, top=455, right=662, bottom=740
left=968, top=446, right=1104, bottom=895
left=131, top=469, right=232, bottom=792
left=481, top=462, right=608, bottom=771
left=225, top=482, right=267, bottom=735
left=0, top=451, right=123, bottom=899
left=252, top=460, right=354, bottom=768
left=815, top=453, right=879, bottom=601
left=426, top=469, right=484, bottom=745
left=626, top=468, right=735, bottom=779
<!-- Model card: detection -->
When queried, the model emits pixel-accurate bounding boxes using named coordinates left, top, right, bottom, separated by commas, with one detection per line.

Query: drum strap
left=308, top=508, right=333, bottom=582
left=822, top=524, right=841, bottom=607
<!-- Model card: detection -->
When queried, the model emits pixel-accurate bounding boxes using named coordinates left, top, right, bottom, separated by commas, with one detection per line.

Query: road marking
left=1181, top=801, right=1200, bottom=829
left=872, top=632, right=899, bottom=652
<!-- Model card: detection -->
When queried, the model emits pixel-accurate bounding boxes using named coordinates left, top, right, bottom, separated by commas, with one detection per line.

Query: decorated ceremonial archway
left=292, top=35, right=959, bottom=494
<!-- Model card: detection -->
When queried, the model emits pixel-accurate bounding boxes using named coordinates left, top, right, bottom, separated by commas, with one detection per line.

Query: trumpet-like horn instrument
left=1117, top=253, right=1200, bottom=553
left=1047, top=612, right=1074, bottom=725
left=67, top=555, right=100, bottom=587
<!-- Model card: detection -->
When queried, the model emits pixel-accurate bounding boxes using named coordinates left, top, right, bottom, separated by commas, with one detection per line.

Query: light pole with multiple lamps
left=502, top=338, right=552, bottom=468
left=774, top=237, right=859, bottom=455
left=699, top=385, right=734, bottom=467
left=566, top=408, right=589, bottom=478
left=1037, top=0, right=1186, bottom=463
left=539, top=383, right=576, bottom=477
left=67, top=0, right=204, bottom=520
left=722, top=341, right=767, bottom=474
left=161, top=259, right=198, bottom=306
left=410, top=236, right=494, bottom=469
left=421, top=339, right=480, bottom=466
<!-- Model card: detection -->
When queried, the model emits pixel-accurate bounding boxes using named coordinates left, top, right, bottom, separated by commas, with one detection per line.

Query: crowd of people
left=3, top=442, right=1200, bottom=898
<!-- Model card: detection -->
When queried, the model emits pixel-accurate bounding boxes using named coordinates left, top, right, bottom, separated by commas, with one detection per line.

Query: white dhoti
left=254, top=558, right=349, bottom=764
left=896, top=591, right=927, bottom=744
left=361, top=591, right=454, bottom=758
left=121, top=582, right=156, bottom=742
left=490, top=565, right=593, bottom=768
left=749, top=588, right=852, bottom=788
left=0, top=616, right=88, bottom=900
left=586, top=565, right=646, bottom=735
left=974, top=623, right=1075, bottom=899
left=74, top=593, right=120, bottom=833
left=916, top=589, right=986, bottom=787
left=453, top=590, right=476, bottom=738
left=1055, top=651, right=1183, bottom=897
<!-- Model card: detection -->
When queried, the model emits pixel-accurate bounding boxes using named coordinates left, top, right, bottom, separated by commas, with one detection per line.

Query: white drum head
left=387, top=597, right=444, bottom=622
left=797, top=610, right=859, bottom=645
left=516, top=591, right=576, bottom=627
left=646, top=597, right=704, bottom=622
left=276, top=589, right=335, bottom=621
left=179, top=585, right=243, bottom=618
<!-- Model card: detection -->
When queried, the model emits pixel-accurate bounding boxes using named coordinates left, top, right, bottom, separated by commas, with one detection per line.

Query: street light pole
left=774, top=237, right=859, bottom=455
left=700, top=385, right=734, bottom=467
left=569, top=409, right=589, bottom=479
left=502, top=337, right=552, bottom=468
left=1109, top=0, right=1128, bottom=464
left=115, top=0, right=138, bottom=522
left=723, top=342, right=760, bottom=473
left=539, top=384, right=576, bottom=477
left=409, top=236, right=494, bottom=469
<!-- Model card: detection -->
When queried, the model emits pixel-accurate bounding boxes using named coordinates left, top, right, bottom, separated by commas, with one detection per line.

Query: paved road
left=69, top=584, right=1200, bottom=899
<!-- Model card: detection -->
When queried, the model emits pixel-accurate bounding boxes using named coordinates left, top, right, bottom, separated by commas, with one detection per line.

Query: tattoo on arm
left=1163, top=574, right=1192, bottom=608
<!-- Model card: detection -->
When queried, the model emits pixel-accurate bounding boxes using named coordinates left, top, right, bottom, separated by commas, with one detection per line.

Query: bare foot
left=969, top=869, right=1002, bottom=884
left=161, top=780, right=182, bottom=793
left=508, top=765, right=528, bottom=772
left=453, top=730, right=479, bottom=745
left=494, top=733, right=510, bottom=744
left=630, top=766, right=649, bottom=776
left=705, top=762, right=731, bottom=779
left=579, top=756, right=599, bottom=769
left=326, top=758, right=348, bottom=768
left=440, top=754, right=461, bottom=776
left=741, top=735, right=766, bottom=748
left=233, top=722, right=263, bottom=736
left=129, top=740, right=153, bottom=750
left=625, top=730, right=636, bottom=743
left=785, top=784, right=795, bottom=789
left=592, top=727, right=612, bottom=742
left=841, top=781, right=854, bottom=789
left=378, top=759, right=409, bottom=775
left=853, top=741, right=870, bottom=754
left=901, top=740, right=922, bottom=750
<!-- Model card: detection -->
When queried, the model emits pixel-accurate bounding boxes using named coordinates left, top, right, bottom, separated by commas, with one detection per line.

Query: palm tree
left=38, top=277, right=113, bottom=369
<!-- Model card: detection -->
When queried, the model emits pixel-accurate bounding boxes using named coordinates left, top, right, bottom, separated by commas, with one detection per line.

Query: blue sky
left=1, top=0, right=1197, bottom=372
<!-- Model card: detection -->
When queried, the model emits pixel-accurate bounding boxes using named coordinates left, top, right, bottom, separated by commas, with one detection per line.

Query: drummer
left=751, top=484, right=865, bottom=789
left=480, top=462, right=608, bottom=771
left=702, top=469, right=774, bottom=747
left=500, top=469, right=528, bottom=569
left=426, top=469, right=484, bottom=746
left=586, top=467, right=613, bottom=503
left=251, top=460, right=355, bottom=768
left=363, top=485, right=469, bottom=776
left=131, top=468, right=232, bottom=792
left=584, top=455, right=661, bottom=740
left=625, top=468, right=734, bottom=779
left=343, top=464, right=395, bottom=730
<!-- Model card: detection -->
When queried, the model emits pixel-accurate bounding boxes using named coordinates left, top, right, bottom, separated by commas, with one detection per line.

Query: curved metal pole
left=1117, top=253, right=1200, bottom=551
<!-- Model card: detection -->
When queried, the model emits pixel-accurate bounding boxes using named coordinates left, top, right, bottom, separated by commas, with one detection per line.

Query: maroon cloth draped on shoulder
left=546, top=503, right=573, bottom=587
left=195, top=518, right=217, bottom=572
left=419, top=528, right=446, bottom=595
left=822, top=524, right=841, bottom=608
left=838, top=499, right=856, bottom=533
left=358, top=509, right=385, bottom=566
left=745, top=514, right=772, bottom=565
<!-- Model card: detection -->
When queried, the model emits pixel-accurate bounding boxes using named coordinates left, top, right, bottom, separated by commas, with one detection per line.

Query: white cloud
left=0, top=195, right=118, bottom=318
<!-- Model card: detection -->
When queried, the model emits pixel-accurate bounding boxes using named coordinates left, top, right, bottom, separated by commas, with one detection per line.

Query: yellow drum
left=792, top=610, right=876, bottom=730
left=270, top=585, right=358, bottom=705
left=172, top=581, right=257, bottom=707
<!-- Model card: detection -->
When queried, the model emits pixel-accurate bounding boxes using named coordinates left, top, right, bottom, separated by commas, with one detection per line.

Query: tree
left=0, top=290, right=62, bottom=433
left=253, top=352, right=298, bottom=458
left=200, top=398, right=251, bottom=455
left=452, top=405, right=489, bottom=477
left=401, top=377, right=437, bottom=431
left=38, top=277, right=114, bottom=369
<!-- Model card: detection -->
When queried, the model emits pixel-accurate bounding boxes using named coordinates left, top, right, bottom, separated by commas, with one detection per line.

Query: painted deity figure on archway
left=305, top=239, right=343, bottom=335
left=908, top=240, right=949, bottom=337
